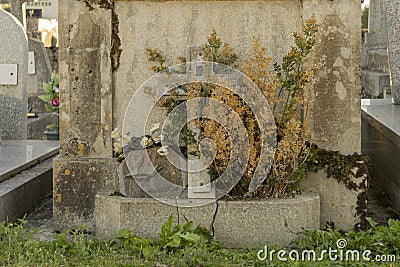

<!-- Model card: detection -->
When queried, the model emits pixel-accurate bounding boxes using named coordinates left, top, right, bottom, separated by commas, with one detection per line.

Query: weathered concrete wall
left=56, top=0, right=361, bottom=231
left=114, top=0, right=302, bottom=129
left=113, top=0, right=360, bottom=155
left=300, top=170, right=367, bottom=230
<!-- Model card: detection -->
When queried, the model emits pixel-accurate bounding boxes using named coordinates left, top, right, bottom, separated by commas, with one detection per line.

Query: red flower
left=50, top=98, right=60, bottom=107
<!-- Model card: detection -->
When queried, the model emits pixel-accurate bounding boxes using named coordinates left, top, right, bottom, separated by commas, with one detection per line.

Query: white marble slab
left=0, top=140, right=59, bottom=183
left=361, top=98, right=400, bottom=136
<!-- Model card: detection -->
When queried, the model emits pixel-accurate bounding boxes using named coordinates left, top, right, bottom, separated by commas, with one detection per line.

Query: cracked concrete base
left=94, top=191, right=320, bottom=247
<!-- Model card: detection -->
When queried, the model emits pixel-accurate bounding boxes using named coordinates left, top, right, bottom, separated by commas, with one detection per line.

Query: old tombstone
left=27, top=36, right=52, bottom=112
left=0, top=9, right=28, bottom=140
left=55, top=0, right=362, bottom=232
left=385, top=0, right=400, bottom=104
left=361, top=0, right=391, bottom=98
left=28, top=36, right=52, bottom=97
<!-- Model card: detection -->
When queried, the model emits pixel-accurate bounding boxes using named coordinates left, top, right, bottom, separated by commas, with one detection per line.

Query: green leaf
left=181, top=232, right=201, bottom=243
left=366, top=217, right=377, bottom=229
left=51, top=73, right=59, bottom=86
left=166, top=235, right=181, bottom=248
left=43, top=82, right=53, bottom=94
left=159, top=214, right=174, bottom=245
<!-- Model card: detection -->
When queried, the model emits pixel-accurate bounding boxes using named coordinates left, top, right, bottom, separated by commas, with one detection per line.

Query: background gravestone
left=27, top=35, right=53, bottom=112
left=0, top=9, right=28, bottom=139
left=385, top=0, right=400, bottom=104
left=0, top=0, right=23, bottom=22
left=26, top=35, right=58, bottom=140
left=28, top=36, right=52, bottom=97
left=361, top=0, right=391, bottom=98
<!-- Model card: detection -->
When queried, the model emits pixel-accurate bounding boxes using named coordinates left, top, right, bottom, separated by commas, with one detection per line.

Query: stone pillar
left=301, top=0, right=366, bottom=231
left=53, top=1, right=118, bottom=231
left=303, top=0, right=361, bottom=155
left=0, top=9, right=28, bottom=140
left=385, top=0, right=400, bottom=104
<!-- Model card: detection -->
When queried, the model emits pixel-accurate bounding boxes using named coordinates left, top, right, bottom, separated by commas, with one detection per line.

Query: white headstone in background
left=28, top=51, right=36, bottom=75
left=27, top=37, right=52, bottom=97
left=0, top=9, right=28, bottom=139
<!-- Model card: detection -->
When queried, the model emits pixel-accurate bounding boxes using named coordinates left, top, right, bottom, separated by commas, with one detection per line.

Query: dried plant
left=146, top=17, right=319, bottom=198
left=243, top=16, right=319, bottom=197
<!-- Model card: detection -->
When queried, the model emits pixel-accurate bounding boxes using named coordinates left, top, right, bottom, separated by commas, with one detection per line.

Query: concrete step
left=0, top=156, right=55, bottom=222
left=0, top=140, right=59, bottom=183
left=0, top=140, right=59, bottom=223
left=366, top=49, right=390, bottom=73
left=361, top=69, right=391, bottom=98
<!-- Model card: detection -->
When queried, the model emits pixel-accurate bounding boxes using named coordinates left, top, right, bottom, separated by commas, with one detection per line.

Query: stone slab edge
left=361, top=109, right=400, bottom=147
left=0, top=157, right=54, bottom=222
left=0, top=144, right=59, bottom=183
left=95, top=191, right=320, bottom=248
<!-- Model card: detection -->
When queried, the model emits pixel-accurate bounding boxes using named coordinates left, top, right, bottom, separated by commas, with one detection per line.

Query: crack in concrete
left=210, top=201, right=219, bottom=237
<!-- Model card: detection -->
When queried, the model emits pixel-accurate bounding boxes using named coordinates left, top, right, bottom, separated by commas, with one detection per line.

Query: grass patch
left=0, top=217, right=398, bottom=266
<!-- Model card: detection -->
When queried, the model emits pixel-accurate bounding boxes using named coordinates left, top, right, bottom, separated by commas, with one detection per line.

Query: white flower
left=111, top=128, right=121, bottom=139
left=157, top=146, right=169, bottom=156
left=150, top=122, right=160, bottom=133
left=54, top=86, right=59, bottom=93
left=113, top=142, right=123, bottom=154
left=153, top=135, right=161, bottom=144
left=140, top=136, right=154, bottom=148
left=122, top=134, right=131, bottom=143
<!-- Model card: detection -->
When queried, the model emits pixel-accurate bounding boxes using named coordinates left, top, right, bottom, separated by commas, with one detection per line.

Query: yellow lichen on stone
left=78, top=143, right=85, bottom=156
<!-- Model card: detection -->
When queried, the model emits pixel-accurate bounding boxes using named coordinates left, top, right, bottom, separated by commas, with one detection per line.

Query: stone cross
left=185, top=46, right=215, bottom=199
left=0, top=9, right=28, bottom=139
